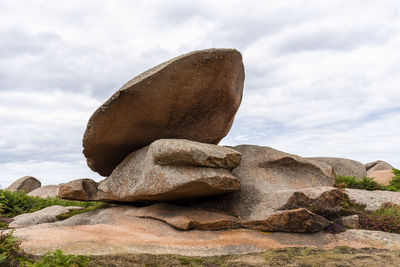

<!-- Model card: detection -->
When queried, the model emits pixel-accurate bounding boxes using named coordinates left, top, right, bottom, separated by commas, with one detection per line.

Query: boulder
left=28, top=185, right=59, bottom=198
left=199, top=145, right=335, bottom=221
left=58, top=179, right=98, bottom=201
left=9, top=205, right=81, bottom=228
left=367, top=170, right=395, bottom=186
left=345, top=188, right=400, bottom=211
left=6, top=176, right=41, bottom=193
left=365, top=160, right=394, bottom=172
left=60, top=140, right=241, bottom=202
left=307, top=157, right=367, bottom=179
left=83, top=48, right=245, bottom=176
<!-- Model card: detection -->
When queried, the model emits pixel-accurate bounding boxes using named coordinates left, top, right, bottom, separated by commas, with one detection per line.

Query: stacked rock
left=58, top=48, right=345, bottom=233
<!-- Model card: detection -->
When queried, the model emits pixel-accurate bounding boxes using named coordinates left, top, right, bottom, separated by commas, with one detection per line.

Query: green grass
left=0, top=231, right=90, bottom=266
left=0, top=189, right=98, bottom=218
left=56, top=203, right=110, bottom=221
left=334, top=168, right=400, bottom=192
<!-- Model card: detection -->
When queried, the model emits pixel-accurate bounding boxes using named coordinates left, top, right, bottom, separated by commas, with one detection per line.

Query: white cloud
left=0, top=0, right=399, bottom=187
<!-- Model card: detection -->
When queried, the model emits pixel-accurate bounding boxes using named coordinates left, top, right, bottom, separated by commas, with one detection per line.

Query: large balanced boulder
left=365, top=160, right=394, bottom=172
left=83, top=48, right=245, bottom=176
left=6, top=176, right=41, bottom=193
left=60, top=139, right=241, bottom=203
left=307, top=157, right=367, bottom=179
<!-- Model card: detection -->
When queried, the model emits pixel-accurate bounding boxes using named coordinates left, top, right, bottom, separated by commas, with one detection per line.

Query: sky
left=0, top=0, right=399, bottom=187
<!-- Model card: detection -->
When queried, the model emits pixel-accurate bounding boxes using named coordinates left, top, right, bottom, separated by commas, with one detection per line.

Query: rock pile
left=55, top=48, right=397, bottom=234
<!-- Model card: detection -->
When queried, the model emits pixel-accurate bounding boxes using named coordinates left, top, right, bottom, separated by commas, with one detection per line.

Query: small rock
left=28, top=185, right=59, bottom=198
left=307, top=157, right=367, bottom=179
left=341, top=215, right=360, bottom=229
left=365, top=160, right=394, bottom=172
left=9, top=205, right=80, bottom=228
left=6, top=176, right=41, bottom=193
left=58, top=179, right=98, bottom=201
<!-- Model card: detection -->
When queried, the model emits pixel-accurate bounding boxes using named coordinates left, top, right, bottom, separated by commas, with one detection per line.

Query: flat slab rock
left=83, top=48, right=245, bottom=176
left=9, top=206, right=400, bottom=256
left=345, top=188, right=400, bottom=211
left=59, top=139, right=241, bottom=202
left=27, top=185, right=60, bottom=198
left=9, top=205, right=83, bottom=228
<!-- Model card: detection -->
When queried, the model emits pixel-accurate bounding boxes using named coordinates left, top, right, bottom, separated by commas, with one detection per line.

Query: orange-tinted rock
left=83, top=48, right=244, bottom=176
left=367, top=170, right=395, bottom=186
left=58, top=179, right=98, bottom=201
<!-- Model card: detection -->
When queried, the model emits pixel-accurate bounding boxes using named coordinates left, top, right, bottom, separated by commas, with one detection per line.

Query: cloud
left=0, top=0, right=400, bottom=187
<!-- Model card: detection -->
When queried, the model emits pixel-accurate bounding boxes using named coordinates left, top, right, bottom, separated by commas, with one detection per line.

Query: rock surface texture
left=60, top=139, right=241, bottom=202
left=83, top=48, right=245, bottom=176
left=365, top=160, right=394, bottom=172
left=9, top=205, right=82, bottom=228
left=6, top=176, right=41, bottom=193
left=367, top=170, right=395, bottom=186
left=27, top=185, right=60, bottom=198
left=58, top=179, right=98, bottom=201
left=10, top=206, right=400, bottom=256
left=186, top=145, right=340, bottom=232
left=307, top=157, right=367, bottom=179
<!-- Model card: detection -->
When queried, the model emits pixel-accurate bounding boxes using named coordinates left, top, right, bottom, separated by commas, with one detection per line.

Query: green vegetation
left=56, top=203, right=109, bottom=221
left=24, top=250, right=90, bottom=267
left=0, top=231, right=90, bottom=267
left=335, top=175, right=385, bottom=191
left=0, top=189, right=98, bottom=218
left=334, top=169, right=400, bottom=192
left=359, top=202, right=400, bottom=233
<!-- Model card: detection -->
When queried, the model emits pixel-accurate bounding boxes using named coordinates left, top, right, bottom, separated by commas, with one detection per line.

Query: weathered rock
left=11, top=206, right=400, bottom=256
left=345, top=188, right=400, bottom=211
left=150, top=139, right=241, bottom=170
left=367, top=170, right=395, bottom=186
left=341, top=215, right=361, bottom=229
left=198, top=145, right=335, bottom=221
left=58, top=179, right=98, bottom=201
left=60, top=140, right=241, bottom=202
left=28, top=185, right=59, bottom=198
left=307, top=157, right=367, bottom=179
left=241, top=208, right=330, bottom=233
left=365, top=160, right=394, bottom=172
left=6, top=176, right=41, bottom=193
left=9, top=205, right=81, bottom=228
left=128, top=203, right=240, bottom=230
left=83, top=48, right=245, bottom=176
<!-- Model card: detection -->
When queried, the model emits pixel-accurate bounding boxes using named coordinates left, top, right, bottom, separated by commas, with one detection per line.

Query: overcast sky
left=1, top=0, right=399, bottom=187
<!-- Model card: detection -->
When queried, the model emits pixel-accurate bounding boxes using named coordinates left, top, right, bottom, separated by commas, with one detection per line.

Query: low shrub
left=24, top=250, right=90, bottom=267
left=387, top=168, right=400, bottom=192
left=0, top=189, right=98, bottom=218
left=359, top=202, right=400, bottom=234
left=335, top=170, right=400, bottom=192
left=0, top=230, right=30, bottom=266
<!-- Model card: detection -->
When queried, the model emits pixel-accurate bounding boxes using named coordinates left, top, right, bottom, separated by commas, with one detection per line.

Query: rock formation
left=6, top=176, right=41, bottom=193
left=83, top=48, right=245, bottom=176
left=60, top=139, right=241, bottom=202
left=307, top=157, right=367, bottom=179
